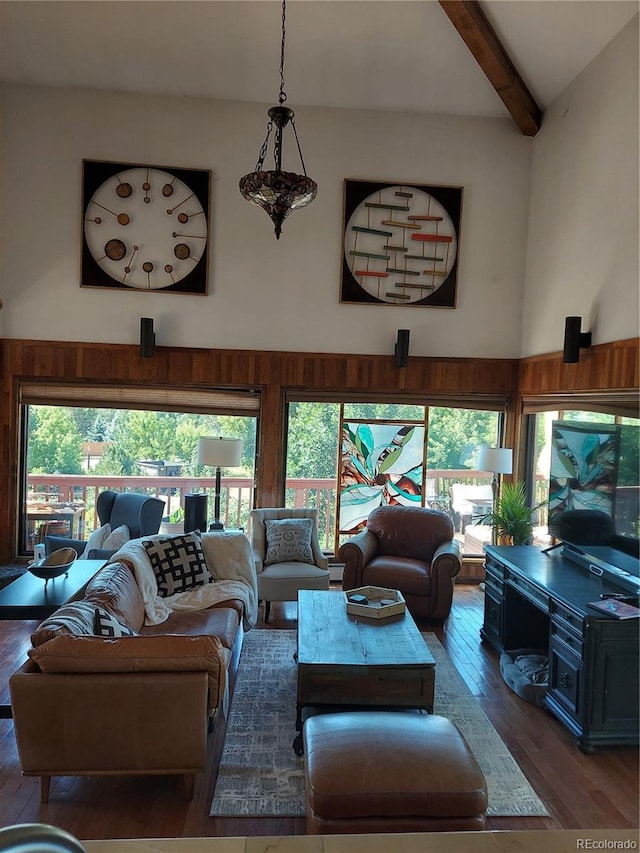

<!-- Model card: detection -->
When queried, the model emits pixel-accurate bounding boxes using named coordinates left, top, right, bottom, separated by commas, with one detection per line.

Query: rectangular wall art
left=81, top=160, right=211, bottom=294
left=548, top=420, right=620, bottom=527
left=340, top=179, right=463, bottom=307
left=338, top=420, right=425, bottom=534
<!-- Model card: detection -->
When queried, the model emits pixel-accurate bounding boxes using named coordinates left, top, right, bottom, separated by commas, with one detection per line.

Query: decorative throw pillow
left=80, top=522, right=111, bottom=558
left=30, top=600, right=98, bottom=647
left=101, top=523, right=130, bottom=552
left=142, top=532, right=211, bottom=597
left=93, top=605, right=137, bottom=638
left=264, top=517, right=314, bottom=565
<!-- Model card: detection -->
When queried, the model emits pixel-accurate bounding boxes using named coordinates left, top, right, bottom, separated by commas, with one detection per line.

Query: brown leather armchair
left=339, top=506, right=462, bottom=621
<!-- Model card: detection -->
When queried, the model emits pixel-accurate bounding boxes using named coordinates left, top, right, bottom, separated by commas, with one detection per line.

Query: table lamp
left=477, top=445, right=513, bottom=545
left=197, top=437, right=243, bottom=530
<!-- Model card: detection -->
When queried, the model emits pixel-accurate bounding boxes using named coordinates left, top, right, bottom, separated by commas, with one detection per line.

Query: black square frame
left=81, top=159, right=211, bottom=295
left=340, top=178, right=463, bottom=307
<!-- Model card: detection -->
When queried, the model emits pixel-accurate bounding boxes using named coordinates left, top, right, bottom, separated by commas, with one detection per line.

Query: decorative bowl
left=28, top=548, right=77, bottom=586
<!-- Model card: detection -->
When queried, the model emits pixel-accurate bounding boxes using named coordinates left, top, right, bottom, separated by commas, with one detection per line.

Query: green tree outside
left=27, top=407, right=83, bottom=474
left=426, top=407, right=498, bottom=470
left=97, top=411, right=179, bottom=474
left=284, top=402, right=500, bottom=480
left=286, top=403, right=340, bottom=479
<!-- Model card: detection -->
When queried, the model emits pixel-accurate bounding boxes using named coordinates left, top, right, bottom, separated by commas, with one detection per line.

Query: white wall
left=0, top=83, right=532, bottom=358
left=522, top=16, right=639, bottom=358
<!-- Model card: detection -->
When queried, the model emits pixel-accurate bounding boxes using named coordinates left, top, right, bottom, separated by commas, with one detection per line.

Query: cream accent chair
left=250, top=507, right=330, bottom=622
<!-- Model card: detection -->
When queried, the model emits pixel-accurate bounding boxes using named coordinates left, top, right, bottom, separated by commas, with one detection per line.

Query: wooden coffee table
left=294, top=589, right=436, bottom=754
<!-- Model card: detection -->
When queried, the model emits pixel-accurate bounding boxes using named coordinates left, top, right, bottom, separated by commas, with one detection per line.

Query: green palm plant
left=475, top=481, right=543, bottom=546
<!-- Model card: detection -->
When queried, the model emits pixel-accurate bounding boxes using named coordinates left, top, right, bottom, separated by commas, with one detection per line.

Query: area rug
left=210, top=629, right=549, bottom=817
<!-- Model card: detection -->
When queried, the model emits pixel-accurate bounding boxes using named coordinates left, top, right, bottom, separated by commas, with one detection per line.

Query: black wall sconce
left=140, top=317, right=155, bottom=358
left=563, top=316, right=592, bottom=363
left=395, top=329, right=410, bottom=368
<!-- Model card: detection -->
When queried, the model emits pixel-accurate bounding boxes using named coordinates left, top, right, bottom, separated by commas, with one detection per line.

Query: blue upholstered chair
left=44, top=490, right=165, bottom=559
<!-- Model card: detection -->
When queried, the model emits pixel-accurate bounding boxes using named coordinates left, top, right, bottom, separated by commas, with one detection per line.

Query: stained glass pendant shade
left=239, top=0, right=317, bottom=239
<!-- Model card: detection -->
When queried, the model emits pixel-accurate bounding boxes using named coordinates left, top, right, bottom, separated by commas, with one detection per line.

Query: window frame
left=521, top=390, right=639, bottom=544
left=17, top=381, right=261, bottom=556
left=284, top=393, right=509, bottom=558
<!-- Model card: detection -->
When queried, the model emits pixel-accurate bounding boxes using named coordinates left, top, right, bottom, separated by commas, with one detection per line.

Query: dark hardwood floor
left=0, top=584, right=637, bottom=838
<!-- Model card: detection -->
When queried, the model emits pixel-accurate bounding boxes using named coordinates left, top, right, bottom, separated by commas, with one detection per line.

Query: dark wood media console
left=481, top=545, right=639, bottom=753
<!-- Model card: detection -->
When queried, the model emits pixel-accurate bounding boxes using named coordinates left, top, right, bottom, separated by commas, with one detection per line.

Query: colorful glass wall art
left=338, top=420, right=425, bottom=533
left=548, top=420, right=620, bottom=526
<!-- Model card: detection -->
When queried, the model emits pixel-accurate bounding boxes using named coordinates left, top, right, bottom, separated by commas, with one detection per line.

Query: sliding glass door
left=284, top=398, right=503, bottom=558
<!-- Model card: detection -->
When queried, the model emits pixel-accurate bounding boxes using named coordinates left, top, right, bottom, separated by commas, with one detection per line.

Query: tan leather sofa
left=9, top=560, right=246, bottom=803
left=339, top=506, right=462, bottom=621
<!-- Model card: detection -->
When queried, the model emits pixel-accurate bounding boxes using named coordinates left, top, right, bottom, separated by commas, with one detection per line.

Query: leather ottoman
left=303, top=711, right=488, bottom=834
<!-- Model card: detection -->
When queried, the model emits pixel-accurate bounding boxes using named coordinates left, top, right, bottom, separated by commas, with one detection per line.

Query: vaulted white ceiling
left=1, top=1, right=638, bottom=122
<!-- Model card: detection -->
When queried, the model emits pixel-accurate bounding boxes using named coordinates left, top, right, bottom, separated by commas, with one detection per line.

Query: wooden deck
left=0, top=584, right=637, bottom=839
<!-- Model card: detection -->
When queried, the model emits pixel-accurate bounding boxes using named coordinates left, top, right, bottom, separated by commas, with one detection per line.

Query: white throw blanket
left=108, top=531, right=258, bottom=629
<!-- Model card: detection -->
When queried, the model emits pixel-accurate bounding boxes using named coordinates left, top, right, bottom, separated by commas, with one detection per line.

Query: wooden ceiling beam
left=438, top=0, right=542, bottom=137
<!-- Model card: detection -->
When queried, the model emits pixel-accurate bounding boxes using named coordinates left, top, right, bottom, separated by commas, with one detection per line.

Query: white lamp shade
left=477, top=446, right=513, bottom=475
left=198, top=437, right=243, bottom=468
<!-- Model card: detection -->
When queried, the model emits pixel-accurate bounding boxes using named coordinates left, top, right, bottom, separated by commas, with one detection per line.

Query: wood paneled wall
left=1, top=336, right=637, bottom=563
left=514, top=337, right=640, bottom=465
left=518, top=337, right=639, bottom=395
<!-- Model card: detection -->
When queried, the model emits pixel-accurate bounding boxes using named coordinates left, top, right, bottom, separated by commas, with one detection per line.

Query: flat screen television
left=561, top=540, right=640, bottom=595
left=547, top=508, right=640, bottom=595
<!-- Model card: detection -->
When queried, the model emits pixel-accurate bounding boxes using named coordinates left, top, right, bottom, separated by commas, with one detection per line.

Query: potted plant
left=475, top=481, right=543, bottom=545
left=160, top=505, right=185, bottom=535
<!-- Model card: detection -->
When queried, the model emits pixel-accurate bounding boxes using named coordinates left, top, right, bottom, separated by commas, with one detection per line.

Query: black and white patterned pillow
left=93, top=606, right=137, bottom=638
left=143, top=532, right=211, bottom=597
left=264, top=517, right=314, bottom=565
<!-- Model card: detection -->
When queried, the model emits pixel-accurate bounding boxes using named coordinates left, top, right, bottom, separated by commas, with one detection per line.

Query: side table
left=0, top=559, right=105, bottom=718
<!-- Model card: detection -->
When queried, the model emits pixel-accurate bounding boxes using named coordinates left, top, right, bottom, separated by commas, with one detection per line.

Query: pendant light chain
left=279, top=0, right=288, bottom=105
left=272, top=0, right=288, bottom=170
left=256, top=0, right=287, bottom=172
left=255, top=118, right=273, bottom=172
left=280, top=0, right=310, bottom=178
left=290, top=118, right=308, bottom=177
left=238, top=0, right=317, bottom=239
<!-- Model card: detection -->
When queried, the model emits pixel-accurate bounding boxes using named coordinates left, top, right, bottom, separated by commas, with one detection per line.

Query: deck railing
left=25, top=470, right=521, bottom=554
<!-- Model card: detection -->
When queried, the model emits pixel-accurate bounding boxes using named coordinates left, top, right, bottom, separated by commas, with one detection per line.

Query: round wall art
left=340, top=179, right=463, bottom=307
left=81, top=159, right=211, bottom=295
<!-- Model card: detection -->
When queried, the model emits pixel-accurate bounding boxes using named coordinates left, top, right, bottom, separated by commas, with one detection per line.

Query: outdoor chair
left=449, top=483, right=493, bottom=533
left=44, top=490, right=165, bottom=559
left=250, top=507, right=330, bottom=622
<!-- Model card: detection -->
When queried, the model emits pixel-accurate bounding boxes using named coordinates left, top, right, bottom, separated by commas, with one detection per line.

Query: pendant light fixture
left=239, top=0, right=317, bottom=239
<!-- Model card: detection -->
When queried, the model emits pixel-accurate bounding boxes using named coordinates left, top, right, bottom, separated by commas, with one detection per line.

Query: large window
left=285, top=398, right=503, bottom=557
left=426, top=406, right=501, bottom=555
left=526, top=403, right=639, bottom=545
left=19, top=384, right=258, bottom=555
